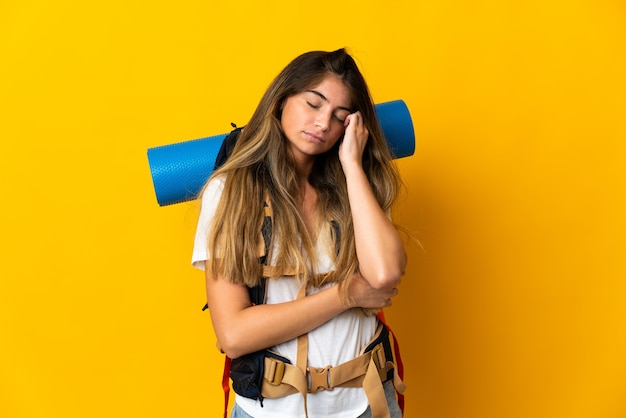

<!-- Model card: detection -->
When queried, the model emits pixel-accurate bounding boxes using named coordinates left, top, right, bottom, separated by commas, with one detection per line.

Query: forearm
left=211, top=283, right=348, bottom=359
left=344, top=163, right=406, bottom=288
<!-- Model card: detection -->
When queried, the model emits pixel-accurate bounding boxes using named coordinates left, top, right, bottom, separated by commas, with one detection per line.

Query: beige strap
left=261, top=264, right=304, bottom=278
left=296, top=285, right=308, bottom=373
left=261, top=323, right=405, bottom=418
left=262, top=348, right=393, bottom=417
left=295, top=285, right=310, bottom=417
left=359, top=324, right=391, bottom=418
left=263, top=356, right=308, bottom=397
left=263, top=348, right=374, bottom=395
left=257, top=196, right=398, bottom=415
left=261, top=265, right=335, bottom=281
left=363, top=354, right=390, bottom=418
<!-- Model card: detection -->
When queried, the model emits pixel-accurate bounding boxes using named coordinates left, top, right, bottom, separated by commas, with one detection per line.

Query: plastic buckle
left=371, top=344, right=386, bottom=371
left=266, top=358, right=285, bottom=386
left=307, top=366, right=333, bottom=392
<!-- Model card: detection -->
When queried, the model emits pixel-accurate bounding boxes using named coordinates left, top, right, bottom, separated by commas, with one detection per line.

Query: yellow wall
left=1, top=1, right=625, bottom=417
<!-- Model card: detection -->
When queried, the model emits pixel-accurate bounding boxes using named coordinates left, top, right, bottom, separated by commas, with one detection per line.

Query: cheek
left=280, top=99, right=306, bottom=133
left=280, top=103, right=295, bottom=132
left=328, top=124, right=346, bottom=144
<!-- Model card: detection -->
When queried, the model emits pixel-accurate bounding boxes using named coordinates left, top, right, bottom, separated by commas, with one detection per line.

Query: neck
left=298, top=180, right=319, bottom=234
left=291, top=154, right=315, bottom=186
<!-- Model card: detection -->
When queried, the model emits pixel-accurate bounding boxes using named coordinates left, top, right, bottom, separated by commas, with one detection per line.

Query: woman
left=192, top=48, right=406, bottom=418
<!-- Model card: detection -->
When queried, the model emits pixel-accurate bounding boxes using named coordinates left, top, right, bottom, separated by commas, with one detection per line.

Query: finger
left=353, top=112, right=364, bottom=130
left=345, top=111, right=361, bottom=126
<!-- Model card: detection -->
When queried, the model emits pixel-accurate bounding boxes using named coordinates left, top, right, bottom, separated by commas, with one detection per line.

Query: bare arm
left=205, top=263, right=397, bottom=359
left=339, top=111, right=407, bottom=289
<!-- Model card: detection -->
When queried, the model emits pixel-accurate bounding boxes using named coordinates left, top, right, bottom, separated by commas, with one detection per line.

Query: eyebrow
left=306, top=90, right=353, bottom=113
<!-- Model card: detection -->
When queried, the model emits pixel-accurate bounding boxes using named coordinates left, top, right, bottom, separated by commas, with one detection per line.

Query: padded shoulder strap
left=214, top=126, right=243, bottom=170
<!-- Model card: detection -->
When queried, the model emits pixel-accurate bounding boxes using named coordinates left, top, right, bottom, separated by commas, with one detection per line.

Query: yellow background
left=1, top=1, right=625, bottom=417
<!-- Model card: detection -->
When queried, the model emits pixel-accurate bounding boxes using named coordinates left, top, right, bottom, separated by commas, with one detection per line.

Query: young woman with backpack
left=192, top=48, right=406, bottom=418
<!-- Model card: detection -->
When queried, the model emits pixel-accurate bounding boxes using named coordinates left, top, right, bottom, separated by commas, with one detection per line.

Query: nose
left=315, top=110, right=331, bottom=131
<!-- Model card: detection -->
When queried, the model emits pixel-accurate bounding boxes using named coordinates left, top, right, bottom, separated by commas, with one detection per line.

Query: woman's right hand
left=345, top=272, right=399, bottom=309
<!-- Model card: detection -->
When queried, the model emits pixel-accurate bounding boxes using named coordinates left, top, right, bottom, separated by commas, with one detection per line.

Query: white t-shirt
left=192, top=176, right=377, bottom=418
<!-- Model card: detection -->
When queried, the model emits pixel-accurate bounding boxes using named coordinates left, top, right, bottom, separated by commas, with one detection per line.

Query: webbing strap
left=260, top=322, right=404, bottom=418
left=376, top=310, right=405, bottom=413
left=363, top=355, right=390, bottom=418
left=262, top=344, right=378, bottom=395
left=261, top=264, right=304, bottom=278
left=260, top=265, right=335, bottom=282
left=220, top=312, right=405, bottom=418
left=262, top=346, right=392, bottom=418
left=295, top=285, right=309, bottom=417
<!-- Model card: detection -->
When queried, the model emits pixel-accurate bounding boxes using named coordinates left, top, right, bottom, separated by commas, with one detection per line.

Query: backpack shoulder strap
left=214, top=125, right=243, bottom=171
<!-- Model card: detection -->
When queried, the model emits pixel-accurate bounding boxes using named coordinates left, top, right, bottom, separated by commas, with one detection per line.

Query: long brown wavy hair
left=203, top=48, right=402, bottom=302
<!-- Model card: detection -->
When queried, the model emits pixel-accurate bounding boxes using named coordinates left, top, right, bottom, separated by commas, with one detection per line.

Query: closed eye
left=334, top=111, right=350, bottom=123
left=307, top=101, right=320, bottom=109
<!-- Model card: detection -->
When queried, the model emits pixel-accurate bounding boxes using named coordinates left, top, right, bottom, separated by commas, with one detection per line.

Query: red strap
left=376, top=310, right=405, bottom=413
left=222, top=356, right=231, bottom=418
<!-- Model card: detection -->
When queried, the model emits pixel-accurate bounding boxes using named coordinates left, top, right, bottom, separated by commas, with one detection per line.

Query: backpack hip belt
left=261, top=322, right=406, bottom=418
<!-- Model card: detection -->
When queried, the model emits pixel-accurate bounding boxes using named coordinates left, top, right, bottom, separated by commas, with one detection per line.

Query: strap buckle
left=266, top=358, right=286, bottom=386
left=371, top=343, right=386, bottom=371
left=307, top=366, right=333, bottom=392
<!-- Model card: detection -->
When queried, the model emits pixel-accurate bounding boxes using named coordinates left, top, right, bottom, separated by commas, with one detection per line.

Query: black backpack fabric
left=214, top=125, right=242, bottom=171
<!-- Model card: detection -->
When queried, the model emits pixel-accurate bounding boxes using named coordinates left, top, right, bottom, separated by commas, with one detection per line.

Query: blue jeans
left=231, top=380, right=402, bottom=418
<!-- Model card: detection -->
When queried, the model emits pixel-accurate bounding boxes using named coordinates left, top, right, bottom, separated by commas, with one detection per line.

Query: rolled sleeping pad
left=147, top=99, right=415, bottom=206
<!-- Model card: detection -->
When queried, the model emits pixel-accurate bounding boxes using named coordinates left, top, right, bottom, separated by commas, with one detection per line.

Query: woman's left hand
left=338, top=111, right=368, bottom=170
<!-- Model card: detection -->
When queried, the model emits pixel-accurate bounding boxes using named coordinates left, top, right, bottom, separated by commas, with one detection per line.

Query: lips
left=304, top=131, right=324, bottom=143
